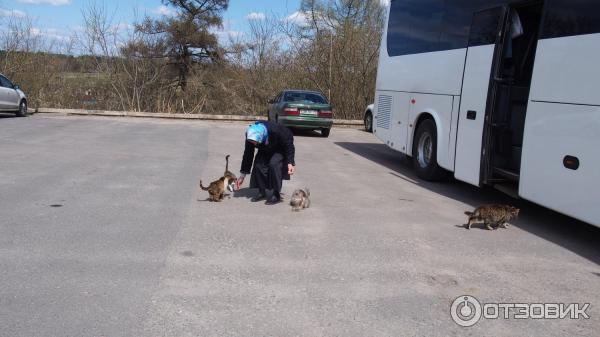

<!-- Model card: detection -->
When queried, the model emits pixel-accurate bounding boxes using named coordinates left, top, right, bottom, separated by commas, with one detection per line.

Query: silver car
left=0, top=74, right=28, bottom=117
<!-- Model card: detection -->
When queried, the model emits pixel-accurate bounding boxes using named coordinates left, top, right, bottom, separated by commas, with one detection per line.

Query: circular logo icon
left=451, top=295, right=482, bottom=327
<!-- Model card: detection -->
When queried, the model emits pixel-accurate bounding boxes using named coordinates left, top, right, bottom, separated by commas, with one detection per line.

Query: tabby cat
left=464, top=204, right=520, bottom=230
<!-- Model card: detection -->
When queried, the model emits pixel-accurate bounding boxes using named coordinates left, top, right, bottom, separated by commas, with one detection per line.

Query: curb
left=35, top=108, right=364, bottom=126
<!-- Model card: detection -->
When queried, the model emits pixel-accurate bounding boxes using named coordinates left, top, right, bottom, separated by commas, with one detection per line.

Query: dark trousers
left=250, top=151, right=287, bottom=194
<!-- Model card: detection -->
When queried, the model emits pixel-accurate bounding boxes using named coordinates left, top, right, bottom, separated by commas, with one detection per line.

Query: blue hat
left=246, top=122, right=268, bottom=144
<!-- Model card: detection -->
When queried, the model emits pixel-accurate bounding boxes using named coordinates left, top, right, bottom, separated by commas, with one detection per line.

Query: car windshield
left=284, top=92, right=328, bottom=104
left=0, top=76, right=13, bottom=88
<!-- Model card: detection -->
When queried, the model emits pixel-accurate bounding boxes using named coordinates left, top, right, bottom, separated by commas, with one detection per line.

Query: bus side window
left=387, top=0, right=445, bottom=56
left=542, top=0, right=600, bottom=39
left=469, top=7, right=505, bottom=47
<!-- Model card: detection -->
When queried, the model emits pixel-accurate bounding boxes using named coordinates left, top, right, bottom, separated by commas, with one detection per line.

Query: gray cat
left=290, top=188, right=310, bottom=212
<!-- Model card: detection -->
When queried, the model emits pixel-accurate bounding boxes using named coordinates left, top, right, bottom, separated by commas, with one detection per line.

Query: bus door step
left=493, top=183, right=520, bottom=199
left=493, top=167, right=520, bottom=182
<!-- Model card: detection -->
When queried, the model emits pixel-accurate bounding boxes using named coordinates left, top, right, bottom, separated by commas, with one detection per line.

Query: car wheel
left=364, top=111, right=373, bottom=132
left=412, top=119, right=447, bottom=181
left=321, top=128, right=330, bottom=138
left=16, top=100, right=27, bottom=117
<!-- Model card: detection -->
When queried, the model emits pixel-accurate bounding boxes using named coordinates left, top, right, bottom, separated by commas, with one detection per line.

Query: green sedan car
left=267, top=90, right=333, bottom=137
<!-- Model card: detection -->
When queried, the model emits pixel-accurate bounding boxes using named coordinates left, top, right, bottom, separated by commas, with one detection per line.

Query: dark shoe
left=251, top=191, right=266, bottom=202
left=265, top=193, right=282, bottom=205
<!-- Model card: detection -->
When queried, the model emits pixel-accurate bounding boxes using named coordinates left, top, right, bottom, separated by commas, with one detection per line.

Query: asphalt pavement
left=1, top=114, right=598, bottom=336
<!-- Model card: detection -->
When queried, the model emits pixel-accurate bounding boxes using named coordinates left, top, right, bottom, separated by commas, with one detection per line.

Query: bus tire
left=412, top=119, right=448, bottom=181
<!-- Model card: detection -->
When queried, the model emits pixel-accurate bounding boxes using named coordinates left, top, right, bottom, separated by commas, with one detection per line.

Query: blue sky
left=1, top=0, right=303, bottom=43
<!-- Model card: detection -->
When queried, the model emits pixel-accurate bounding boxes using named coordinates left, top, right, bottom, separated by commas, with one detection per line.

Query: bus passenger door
left=454, top=7, right=509, bottom=186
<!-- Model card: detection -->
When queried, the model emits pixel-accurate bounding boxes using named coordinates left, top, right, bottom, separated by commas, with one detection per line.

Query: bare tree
left=278, top=0, right=385, bottom=118
left=0, top=15, right=68, bottom=108
left=78, top=2, right=170, bottom=112
left=0, top=0, right=385, bottom=119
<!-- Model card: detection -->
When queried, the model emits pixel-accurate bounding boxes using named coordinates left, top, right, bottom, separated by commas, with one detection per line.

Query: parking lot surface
left=1, top=114, right=598, bottom=336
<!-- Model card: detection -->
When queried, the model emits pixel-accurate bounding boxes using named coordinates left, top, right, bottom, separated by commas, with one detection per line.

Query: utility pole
left=328, top=0, right=334, bottom=102
left=328, top=31, right=333, bottom=102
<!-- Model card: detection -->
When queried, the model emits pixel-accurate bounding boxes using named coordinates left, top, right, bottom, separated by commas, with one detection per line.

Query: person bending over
left=237, top=121, right=296, bottom=205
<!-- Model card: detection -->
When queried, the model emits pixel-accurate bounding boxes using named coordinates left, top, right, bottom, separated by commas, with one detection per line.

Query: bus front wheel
left=412, top=119, right=448, bottom=181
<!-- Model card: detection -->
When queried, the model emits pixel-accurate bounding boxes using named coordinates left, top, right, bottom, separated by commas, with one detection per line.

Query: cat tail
left=199, top=180, right=210, bottom=191
left=225, top=155, right=230, bottom=172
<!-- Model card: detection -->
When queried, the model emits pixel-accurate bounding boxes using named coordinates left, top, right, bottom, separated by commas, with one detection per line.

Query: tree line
left=0, top=0, right=385, bottom=119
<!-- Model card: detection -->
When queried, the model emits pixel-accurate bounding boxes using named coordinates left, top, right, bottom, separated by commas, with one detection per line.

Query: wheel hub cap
left=417, top=132, right=432, bottom=168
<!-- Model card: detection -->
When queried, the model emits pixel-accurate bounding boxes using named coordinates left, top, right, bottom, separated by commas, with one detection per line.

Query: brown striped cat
left=464, top=204, right=520, bottom=230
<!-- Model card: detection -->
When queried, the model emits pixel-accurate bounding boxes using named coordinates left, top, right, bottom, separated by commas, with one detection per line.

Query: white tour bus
left=373, top=0, right=599, bottom=226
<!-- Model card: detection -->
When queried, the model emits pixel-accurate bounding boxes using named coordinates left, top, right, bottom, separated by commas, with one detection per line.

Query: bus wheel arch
left=411, top=115, right=448, bottom=181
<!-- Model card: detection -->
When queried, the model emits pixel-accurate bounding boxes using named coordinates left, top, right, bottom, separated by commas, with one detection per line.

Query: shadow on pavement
left=453, top=224, right=495, bottom=231
left=290, top=128, right=323, bottom=138
left=233, top=188, right=258, bottom=199
left=233, top=187, right=287, bottom=200
left=0, top=112, right=18, bottom=119
left=335, top=141, right=600, bottom=266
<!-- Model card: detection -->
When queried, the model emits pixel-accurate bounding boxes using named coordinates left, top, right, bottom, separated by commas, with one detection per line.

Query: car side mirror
left=267, top=99, right=274, bottom=104
left=13, top=85, right=20, bottom=90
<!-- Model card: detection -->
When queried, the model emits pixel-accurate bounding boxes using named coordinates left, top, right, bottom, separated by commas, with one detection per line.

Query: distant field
left=60, top=72, right=108, bottom=81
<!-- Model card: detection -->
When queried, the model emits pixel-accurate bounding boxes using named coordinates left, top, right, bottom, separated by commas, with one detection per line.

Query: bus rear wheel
left=412, top=119, right=448, bottom=181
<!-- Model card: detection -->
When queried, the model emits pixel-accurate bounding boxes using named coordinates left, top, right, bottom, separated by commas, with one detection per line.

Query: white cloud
left=215, top=30, right=244, bottom=40
left=31, top=27, right=70, bottom=41
left=245, top=12, right=265, bottom=21
left=152, top=5, right=177, bottom=17
left=210, top=19, right=244, bottom=44
left=285, top=11, right=309, bottom=26
left=229, top=31, right=244, bottom=38
left=17, top=0, right=72, bottom=5
left=112, top=23, right=133, bottom=33
left=0, top=9, right=27, bottom=17
left=285, top=10, right=335, bottom=30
